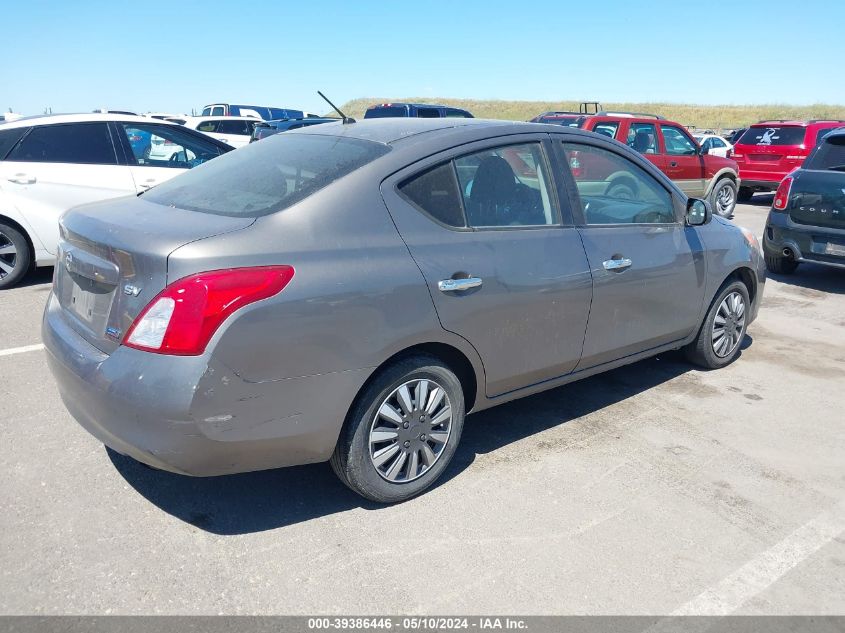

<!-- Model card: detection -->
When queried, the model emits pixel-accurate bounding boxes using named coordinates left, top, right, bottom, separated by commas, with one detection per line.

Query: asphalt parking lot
left=1, top=195, right=843, bottom=615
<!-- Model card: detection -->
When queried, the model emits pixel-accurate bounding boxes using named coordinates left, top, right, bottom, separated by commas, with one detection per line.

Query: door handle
left=438, top=277, right=483, bottom=292
left=603, top=258, right=632, bottom=272
left=8, top=174, right=36, bottom=185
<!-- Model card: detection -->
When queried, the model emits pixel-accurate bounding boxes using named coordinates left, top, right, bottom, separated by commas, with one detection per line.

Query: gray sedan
left=43, top=118, right=765, bottom=502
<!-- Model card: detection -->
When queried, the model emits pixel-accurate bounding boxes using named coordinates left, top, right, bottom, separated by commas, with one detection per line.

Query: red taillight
left=726, top=149, right=733, bottom=158
left=123, top=266, right=295, bottom=355
left=773, top=177, right=793, bottom=212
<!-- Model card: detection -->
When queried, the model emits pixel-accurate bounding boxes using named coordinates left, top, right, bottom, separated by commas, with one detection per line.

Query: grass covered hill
left=339, top=97, right=845, bottom=130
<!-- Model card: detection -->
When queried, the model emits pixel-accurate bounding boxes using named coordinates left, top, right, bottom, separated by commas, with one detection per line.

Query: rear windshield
left=738, top=126, right=806, bottom=146
left=538, top=116, right=582, bottom=127
left=365, top=107, right=407, bottom=119
left=143, top=133, right=390, bottom=217
left=805, top=134, right=845, bottom=171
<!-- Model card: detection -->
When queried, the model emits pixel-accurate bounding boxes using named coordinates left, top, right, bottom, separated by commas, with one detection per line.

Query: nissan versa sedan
left=43, top=118, right=766, bottom=503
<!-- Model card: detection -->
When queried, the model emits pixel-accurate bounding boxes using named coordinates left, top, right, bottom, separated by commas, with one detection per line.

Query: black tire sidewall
left=0, top=222, right=31, bottom=289
left=711, top=178, right=737, bottom=217
left=333, top=355, right=465, bottom=503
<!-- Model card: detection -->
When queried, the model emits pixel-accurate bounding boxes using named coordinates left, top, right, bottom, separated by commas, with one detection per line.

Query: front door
left=660, top=124, right=706, bottom=197
left=556, top=138, right=706, bottom=370
left=381, top=137, right=593, bottom=397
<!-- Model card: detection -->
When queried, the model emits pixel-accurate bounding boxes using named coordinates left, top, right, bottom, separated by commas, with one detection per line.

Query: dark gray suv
left=43, top=118, right=766, bottom=502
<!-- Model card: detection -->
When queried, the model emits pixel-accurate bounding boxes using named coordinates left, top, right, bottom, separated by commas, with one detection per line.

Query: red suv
left=733, top=120, right=845, bottom=202
left=544, top=112, right=741, bottom=217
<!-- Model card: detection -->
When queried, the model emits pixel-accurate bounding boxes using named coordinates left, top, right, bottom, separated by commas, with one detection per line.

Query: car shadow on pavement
left=109, top=349, right=726, bottom=535
left=746, top=193, right=774, bottom=207
left=17, top=266, right=54, bottom=289
left=767, top=265, right=845, bottom=295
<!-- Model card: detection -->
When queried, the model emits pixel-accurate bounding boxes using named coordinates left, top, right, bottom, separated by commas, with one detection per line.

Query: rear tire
left=764, top=252, right=799, bottom=275
left=331, top=354, right=465, bottom=503
left=710, top=178, right=737, bottom=217
left=737, top=186, right=754, bottom=203
left=684, top=280, right=750, bottom=369
left=0, top=222, right=31, bottom=290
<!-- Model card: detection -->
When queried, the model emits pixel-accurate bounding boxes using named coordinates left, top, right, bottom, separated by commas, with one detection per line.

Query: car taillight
left=785, top=155, right=805, bottom=161
left=124, top=266, right=295, bottom=355
left=727, top=149, right=733, bottom=158
left=772, top=177, right=793, bottom=212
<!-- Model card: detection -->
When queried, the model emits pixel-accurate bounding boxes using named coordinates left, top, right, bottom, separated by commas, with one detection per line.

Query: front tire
left=331, top=354, right=465, bottom=503
left=684, top=280, right=750, bottom=369
left=764, top=252, right=799, bottom=274
left=737, top=186, right=754, bottom=203
left=711, top=178, right=737, bottom=217
left=0, top=222, right=31, bottom=290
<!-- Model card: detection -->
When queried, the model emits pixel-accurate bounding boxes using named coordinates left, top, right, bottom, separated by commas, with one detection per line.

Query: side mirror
left=686, top=198, right=712, bottom=226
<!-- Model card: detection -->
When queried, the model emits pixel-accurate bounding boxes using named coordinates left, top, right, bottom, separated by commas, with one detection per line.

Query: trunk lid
left=788, top=169, right=845, bottom=231
left=54, top=195, right=255, bottom=354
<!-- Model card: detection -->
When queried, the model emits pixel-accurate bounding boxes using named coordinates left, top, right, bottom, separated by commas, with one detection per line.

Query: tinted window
left=416, top=108, right=441, bottom=118
left=218, top=120, right=250, bottom=135
left=0, top=127, right=29, bottom=160
left=143, top=134, right=390, bottom=217
left=561, top=142, right=674, bottom=225
left=539, top=116, right=582, bottom=127
left=662, top=126, right=697, bottom=156
left=712, top=137, right=726, bottom=148
left=399, top=163, right=465, bottom=227
left=806, top=135, right=845, bottom=171
left=592, top=122, right=619, bottom=139
left=813, top=127, right=839, bottom=146
left=7, top=123, right=117, bottom=164
left=738, top=126, right=806, bottom=146
left=196, top=121, right=219, bottom=133
left=455, top=143, right=556, bottom=227
left=627, top=123, right=657, bottom=154
left=364, top=106, right=407, bottom=119
left=120, top=123, right=224, bottom=168
left=445, top=108, right=472, bottom=118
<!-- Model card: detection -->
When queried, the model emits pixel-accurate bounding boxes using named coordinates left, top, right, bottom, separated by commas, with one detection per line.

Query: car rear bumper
left=739, top=178, right=783, bottom=191
left=763, top=211, right=845, bottom=269
left=42, top=293, right=369, bottom=476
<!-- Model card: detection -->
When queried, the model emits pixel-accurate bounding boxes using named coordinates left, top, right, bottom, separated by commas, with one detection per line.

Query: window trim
left=552, top=136, right=681, bottom=227
left=394, top=137, right=566, bottom=232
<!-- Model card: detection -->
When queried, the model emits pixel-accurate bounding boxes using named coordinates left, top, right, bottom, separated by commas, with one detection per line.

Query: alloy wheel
left=0, top=230, right=18, bottom=280
left=716, top=183, right=735, bottom=215
left=712, top=291, right=746, bottom=357
left=368, top=379, right=452, bottom=483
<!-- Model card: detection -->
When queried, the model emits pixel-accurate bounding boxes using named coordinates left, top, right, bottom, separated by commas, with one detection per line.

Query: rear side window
left=0, top=127, right=29, bottom=160
left=218, top=120, right=250, bottom=135
left=445, top=108, right=472, bottom=118
left=143, top=134, right=390, bottom=217
left=365, top=107, right=407, bottom=119
left=196, top=121, right=219, bottom=133
left=7, top=123, right=117, bottom=164
left=813, top=127, right=839, bottom=146
left=416, top=108, right=441, bottom=118
left=738, top=126, right=806, bottom=146
left=627, top=123, right=657, bottom=154
left=399, top=163, right=465, bottom=227
left=806, top=135, right=845, bottom=171
left=211, top=106, right=225, bottom=116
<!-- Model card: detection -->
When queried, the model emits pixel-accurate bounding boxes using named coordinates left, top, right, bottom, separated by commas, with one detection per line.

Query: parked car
left=572, top=112, right=741, bottom=217
left=762, top=127, right=845, bottom=274
left=528, top=112, right=585, bottom=127
left=181, top=116, right=260, bottom=149
left=250, top=117, right=336, bottom=142
left=363, top=103, right=474, bottom=119
left=0, top=113, right=233, bottom=288
left=42, top=118, right=765, bottom=503
left=728, top=128, right=747, bottom=145
left=693, top=133, right=733, bottom=158
left=201, top=103, right=311, bottom=121
left=733, top=120, right=845, bottom=202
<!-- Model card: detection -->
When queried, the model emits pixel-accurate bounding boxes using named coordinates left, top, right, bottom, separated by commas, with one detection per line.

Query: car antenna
left=317, top=91, right=355, bottom=124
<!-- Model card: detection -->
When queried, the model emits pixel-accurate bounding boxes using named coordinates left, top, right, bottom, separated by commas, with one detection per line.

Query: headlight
left=740, top=226, right=762, bottom=255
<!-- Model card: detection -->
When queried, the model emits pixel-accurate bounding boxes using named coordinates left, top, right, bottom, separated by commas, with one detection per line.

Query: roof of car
left=751, top=119, right=845, bottom=127
left=0, top=112, right=180, bottom=129
left=367, top=103, right=451, bottom=109
left=291, top=117, right=518, bottom=144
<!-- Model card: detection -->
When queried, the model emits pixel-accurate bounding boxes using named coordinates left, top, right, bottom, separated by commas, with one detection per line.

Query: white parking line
left=672, top=500, right=845, bottom=615
left=0, top=343, right=45, bottom=357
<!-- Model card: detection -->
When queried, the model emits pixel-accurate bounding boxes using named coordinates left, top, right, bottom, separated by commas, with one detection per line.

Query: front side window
left=662, top=126, right=697, bottom=156
left=455, top=143, right=556, bottom=227
left=143, top=134, right=390, bottom=217
left=7, top=123, right=117, bottom=164
left=119, top=124, right=224, bottom=168
left=399, top=163, right=465, bottom=227
left=561, top=142, right=674, bottom=225
left=627, top=123, right=658, bottom=154
left=711, top=137, right=726, bottom=148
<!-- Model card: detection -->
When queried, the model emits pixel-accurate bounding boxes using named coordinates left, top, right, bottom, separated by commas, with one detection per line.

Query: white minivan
left=0, top=113, right=233, bottom=288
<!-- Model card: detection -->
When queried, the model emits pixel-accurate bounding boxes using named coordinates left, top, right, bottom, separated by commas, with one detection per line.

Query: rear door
left=624, top=121, right=667, bottom=173
left=112, top=122, right=228, bottom=193
left=381, top=135, right=593, bottom=397
left=659, top=124, right=706, bottom=196
left=555, top=137, right=705, bottom=369
left=0, top=122, right=135, bottom=255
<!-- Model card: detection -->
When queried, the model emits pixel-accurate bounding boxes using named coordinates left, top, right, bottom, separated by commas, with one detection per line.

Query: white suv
left=181, top=116, right=258, bottom=149
left=0, top=113, right=233, bottom=288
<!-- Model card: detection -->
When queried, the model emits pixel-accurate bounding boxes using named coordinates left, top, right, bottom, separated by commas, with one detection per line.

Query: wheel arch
left=704, top=168, right=739, bottom=197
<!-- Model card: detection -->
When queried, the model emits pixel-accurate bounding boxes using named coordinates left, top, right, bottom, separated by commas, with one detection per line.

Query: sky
left=2, top=0, right=842, bottom=117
